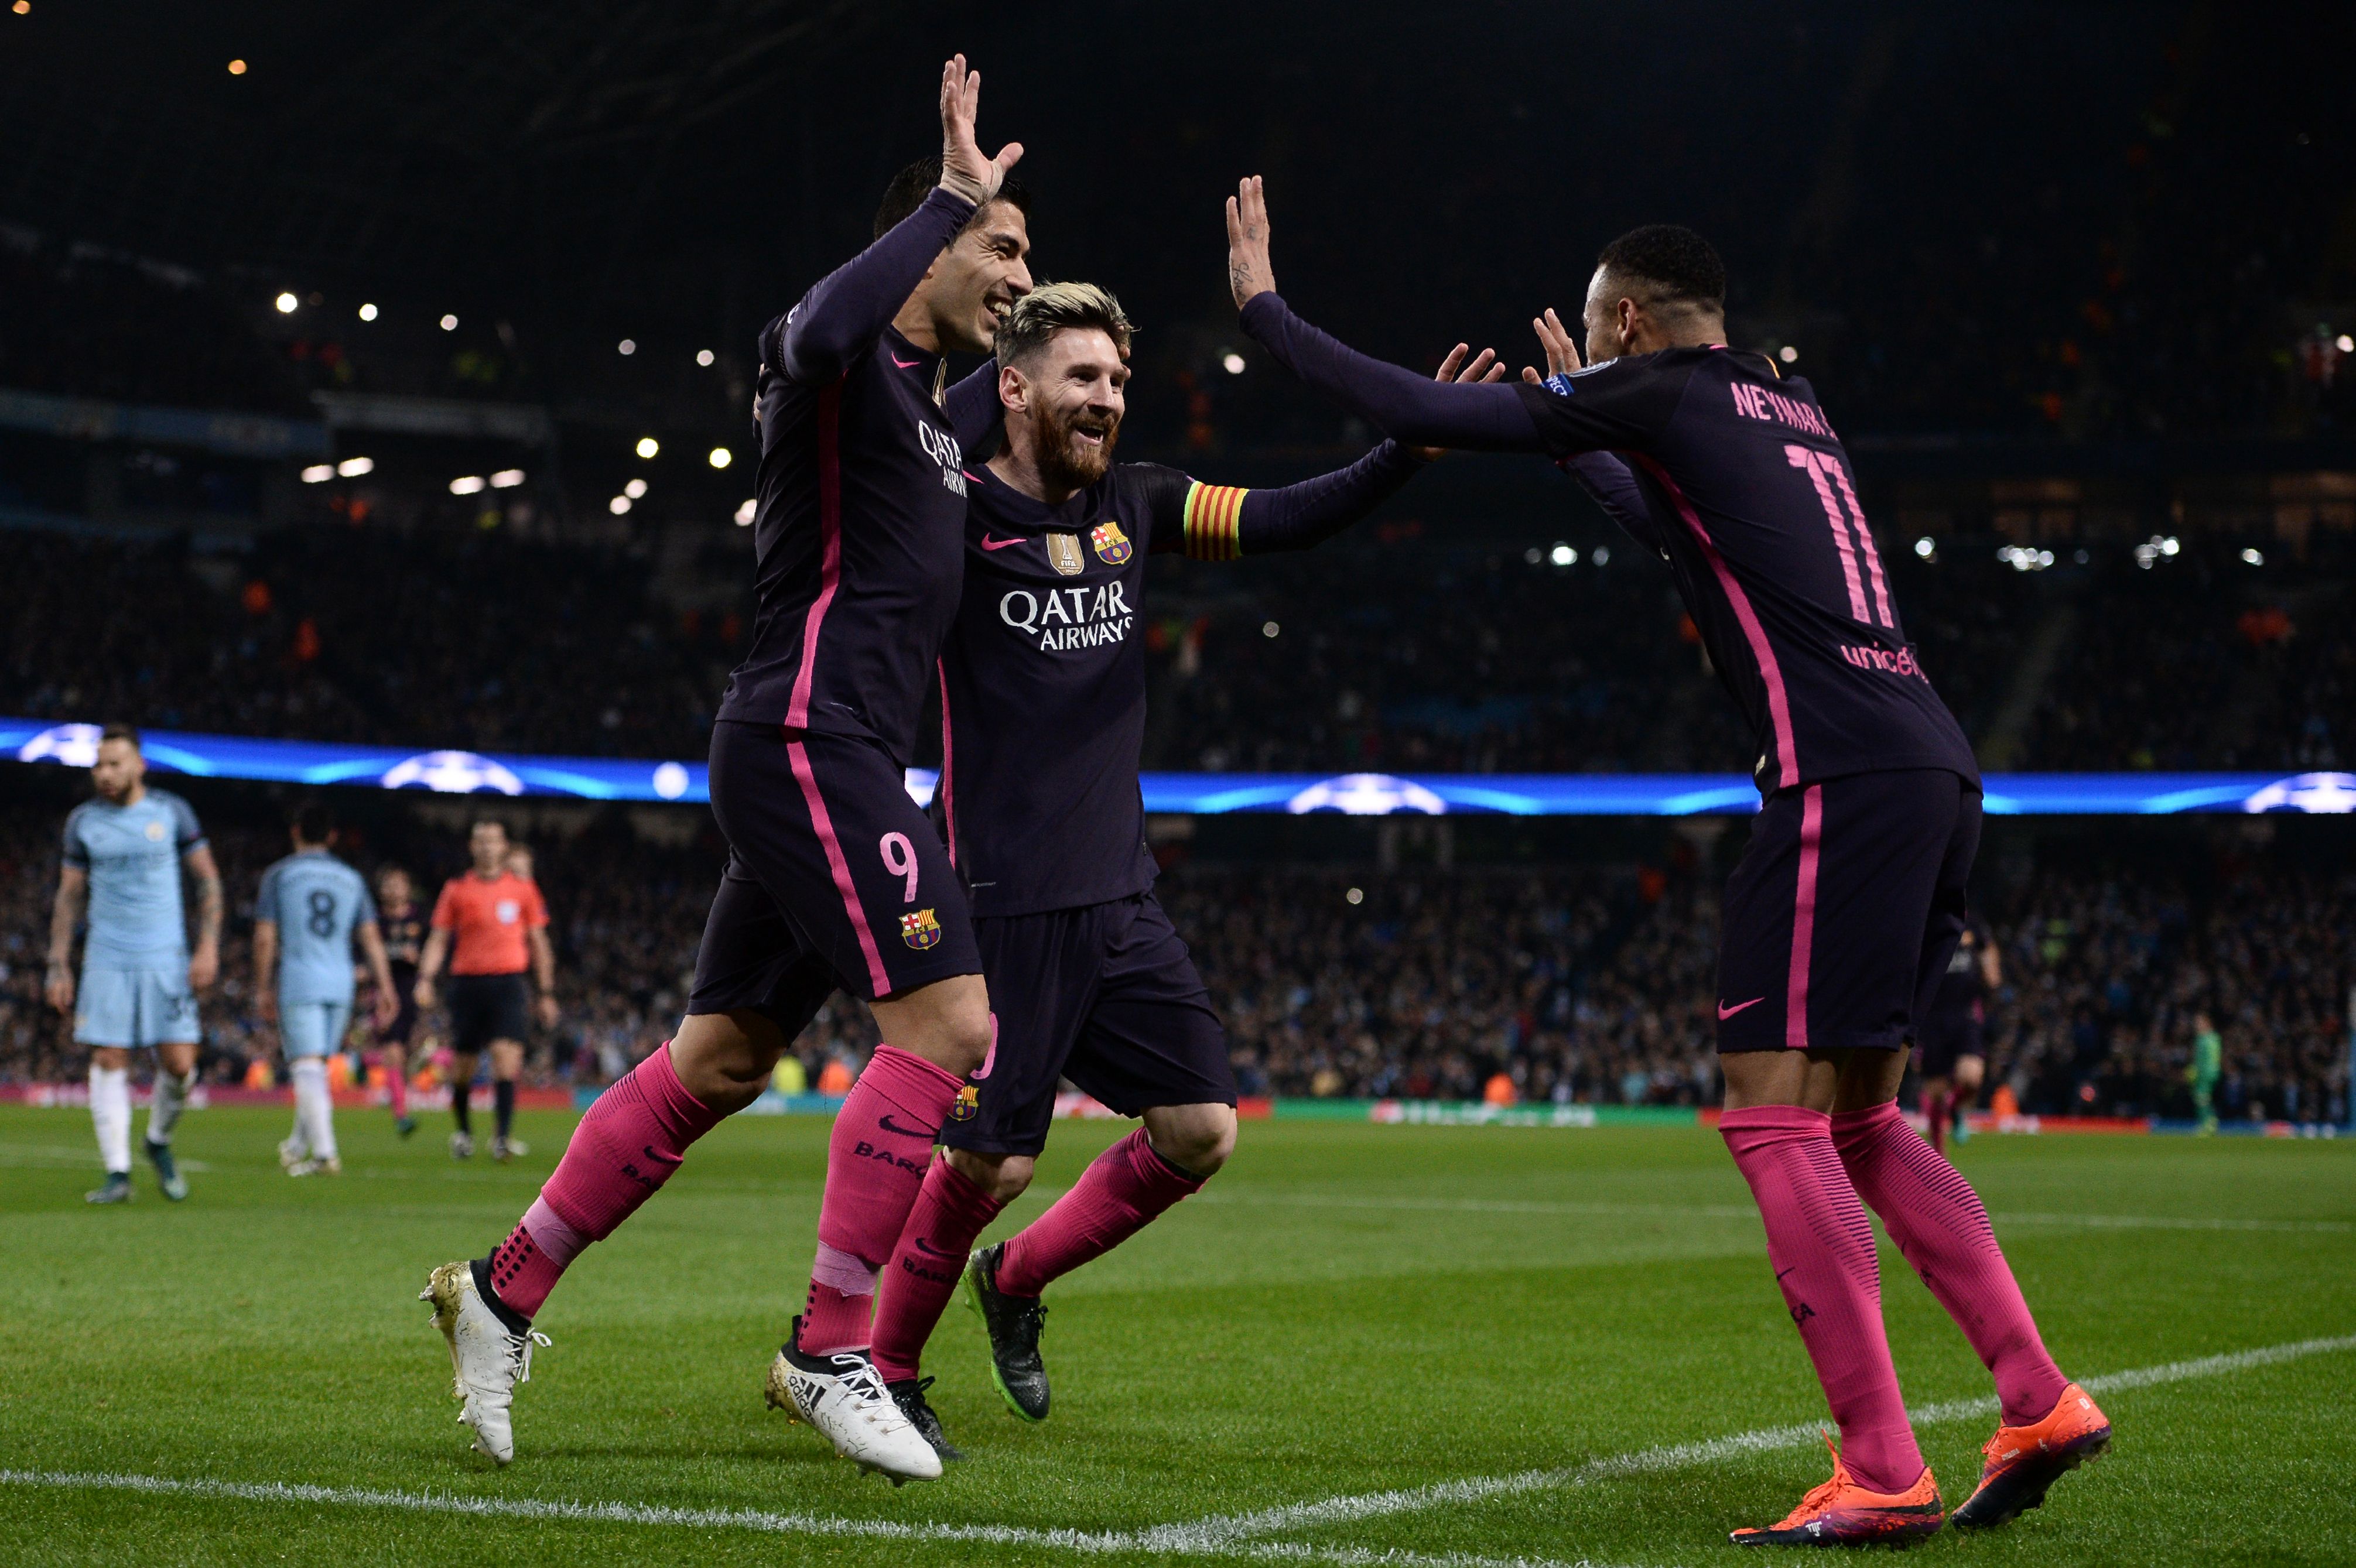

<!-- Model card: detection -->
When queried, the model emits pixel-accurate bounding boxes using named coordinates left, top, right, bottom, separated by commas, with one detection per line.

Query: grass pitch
left=2, top=1103, right=2350, bottom=1567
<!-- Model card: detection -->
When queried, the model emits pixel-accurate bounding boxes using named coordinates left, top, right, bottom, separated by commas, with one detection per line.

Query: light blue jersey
left=63, top=789, right=205, bottom=967
left=257, top=848, right=376, bottom=1006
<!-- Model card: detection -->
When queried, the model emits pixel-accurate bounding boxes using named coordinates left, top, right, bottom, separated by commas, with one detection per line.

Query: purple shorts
left=688, top=721, right=980, bottom=1028
left=1715, top=768, right=1981, bottom=1054
left=939, top=893, right=1233, bottom=1158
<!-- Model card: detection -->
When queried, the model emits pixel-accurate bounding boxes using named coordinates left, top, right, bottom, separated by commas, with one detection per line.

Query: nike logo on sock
left=912, top=1237, right=965, bottom=1259
left=877, top=1113, right=941, bottom=1139
left=1718, top=997, right=1766, bottom=1019
left=979, top=534, right=1025, bottom=550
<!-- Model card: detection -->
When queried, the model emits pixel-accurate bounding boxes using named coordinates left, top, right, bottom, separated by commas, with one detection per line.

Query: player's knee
left=946, top=1146, right=1032, bottom=1201
left=1149, top=1104, right=1236, bottom=1178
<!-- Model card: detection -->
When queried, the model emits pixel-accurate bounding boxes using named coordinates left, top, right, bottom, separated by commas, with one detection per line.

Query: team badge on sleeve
left=1089, top=520, right=1133, bottom=565
left=948, top=1083, right=980, bottom=1122
left=900, top=909, right=943, bottom=950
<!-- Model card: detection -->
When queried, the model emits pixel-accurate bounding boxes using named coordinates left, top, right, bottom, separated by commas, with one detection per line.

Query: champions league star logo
left=1285, top=773, right=1448, bottom=816
left=379, top=750, right=525, bottom=795
left=2241, top=772, right=2356, bottom=814
left=16, top=723, right=105, bottom=768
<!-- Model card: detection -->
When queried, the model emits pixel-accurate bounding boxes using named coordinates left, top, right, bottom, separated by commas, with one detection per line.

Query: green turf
left=2, top=1104, right=2350, bottom=1567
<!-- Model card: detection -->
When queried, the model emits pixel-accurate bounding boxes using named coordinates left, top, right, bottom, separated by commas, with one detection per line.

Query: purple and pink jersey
left=716, top=187, right=1000, bottom=762
left=1239, top=293, right=1979, bottom=796
left=936, top=445, right=1422, bottom=916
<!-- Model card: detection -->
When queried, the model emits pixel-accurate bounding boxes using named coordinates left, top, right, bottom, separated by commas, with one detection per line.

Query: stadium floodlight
left=609, top=495, right=632, bottom=515
left=1345, top=886, right=1365, bottom=905
left=618, top=339, right=636, bottom=356
left=1914, top=536, right=1936, bottom=559
left=2242, top=547, right=2265, bottom=566
left=299, top=464, right=334, bottom=484
left=357, top=302, right=378, bottom=321
left=439, top=314, right=457, bottom=331
left=336, top=456, right=374, bottom=478
left=734, top=499, right=756, bottom=526
left=1523, top=547, right=1542, bottom=564
left=2340, top=335, right=2355, bottom=354
left=1592, top=545, right=1610, bottom=566
left=449, top=475, right=487, bottom=496
left=273, top=292, right=298, bottom=314
left=635, top=437, right=659, bottom=459
left=624, top=478, right=648, bottom=499
left=708, top=447, right=731, bottom=469
left=696, top=349, right=716, bottom=367
left=489, top=469, right=525, bottom=488
left=1262, top=621, right=1281, bottom=638
left=1222, top=352, right=1246, bottom=374
left=227, top=59, right=247, bottom=75
left=12, top=3, right=29, bottom=15
left=1549, top=543, right=1577, bottom=566
left=1779, top=345, right=1799, bottom=364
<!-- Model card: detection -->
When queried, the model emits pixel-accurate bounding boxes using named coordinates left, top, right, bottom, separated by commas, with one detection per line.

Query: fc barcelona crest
left=948, top=1083, right=980, bottom=1122
left=900, top=908, right=942, bottom=949
left=1089, top=520, right=1133, bottom=564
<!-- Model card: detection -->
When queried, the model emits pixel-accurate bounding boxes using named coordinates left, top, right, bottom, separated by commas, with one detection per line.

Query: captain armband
left=1180, top=482, right=1251, bottom=562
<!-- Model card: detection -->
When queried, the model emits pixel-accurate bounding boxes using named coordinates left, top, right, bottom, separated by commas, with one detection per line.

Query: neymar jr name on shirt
left=997, top=580, right=1135, bottom=652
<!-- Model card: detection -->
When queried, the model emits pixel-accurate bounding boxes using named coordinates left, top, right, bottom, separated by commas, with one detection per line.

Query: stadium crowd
left=0, top=798, right=2342, bottom=1128
left=3, top=524, right=2347, bottom=776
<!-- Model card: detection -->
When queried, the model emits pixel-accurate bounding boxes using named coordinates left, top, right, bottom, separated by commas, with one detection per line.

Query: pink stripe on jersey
left=936, top=657, right=957, bottom=869
left=785, top=737, right=891, bottom=997
left=1789, top=445, right=1869, bottom=621
left=1786, top=783, right=1824, bottom=1050
left=1632, top=455, right=1800, bottom=790
left=785, top=381, right=846, bottom=730
left=1824, top=457, right=1894, bottom=628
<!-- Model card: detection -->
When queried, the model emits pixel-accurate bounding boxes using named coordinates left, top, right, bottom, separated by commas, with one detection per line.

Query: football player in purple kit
left=1222, top=176, right=2111, bottom=1544
left=855, top=280, right=1503, bottom=1457
left=421, top=56, right=1028, bottom=1484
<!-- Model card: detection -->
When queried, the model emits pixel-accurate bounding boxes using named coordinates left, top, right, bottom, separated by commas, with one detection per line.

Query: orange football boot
left=1951, top=1381, right=2111, bottom=1529
left=1730, top=1435, right=1944, bottom=1547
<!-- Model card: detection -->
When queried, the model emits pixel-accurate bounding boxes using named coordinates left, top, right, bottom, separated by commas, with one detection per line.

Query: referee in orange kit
left=414, top=817, right=557, bottom=1162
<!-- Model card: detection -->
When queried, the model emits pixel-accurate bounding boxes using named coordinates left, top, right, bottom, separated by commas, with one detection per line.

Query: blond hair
left=994, top=281, right=1133, bottom=369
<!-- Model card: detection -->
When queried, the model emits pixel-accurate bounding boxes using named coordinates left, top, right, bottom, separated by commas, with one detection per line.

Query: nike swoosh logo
left=1718, top=997, right=1766, bottom=1019
left=1775, top=1266, right=1797, bottom=1282
left=877, top=1113, right=940, bottom=1139
left=979, top=535, right=1025, bottom=551
left=912, top=1237, right=965, bottom=1259
left=891, top=354, right=921, bottom=369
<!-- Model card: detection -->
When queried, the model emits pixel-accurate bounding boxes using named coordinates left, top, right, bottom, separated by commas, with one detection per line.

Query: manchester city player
left=255, top=803, right=399, bottom=1177
left=46, top=724, right=222, bottom=1204
left=1223, top=177, right=2108, bottom=1542
left=423, top=56, right=1027, bottom=1478
left=860, top=282, right=1497, bottom=1454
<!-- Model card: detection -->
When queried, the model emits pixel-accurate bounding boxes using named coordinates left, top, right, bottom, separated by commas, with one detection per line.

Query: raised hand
left=937, top=54, right=1023, bottom=207
left=1408, top=344, right=1506, bottom=462
left=1226, top=175, right=1278, bottom=310
left=1521, top=307, right=1583, bottom=385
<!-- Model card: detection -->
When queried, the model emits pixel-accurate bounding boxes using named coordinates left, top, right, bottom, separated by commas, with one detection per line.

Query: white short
left=76, top=964, right=200, bottom=1048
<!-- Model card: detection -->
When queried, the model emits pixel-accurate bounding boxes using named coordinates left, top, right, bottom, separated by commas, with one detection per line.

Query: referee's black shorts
left=446, top=971, right=530, bottom=1053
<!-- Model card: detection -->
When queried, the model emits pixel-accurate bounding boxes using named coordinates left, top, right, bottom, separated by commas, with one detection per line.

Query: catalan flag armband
left=1181, top=481, right=1251, bottom=562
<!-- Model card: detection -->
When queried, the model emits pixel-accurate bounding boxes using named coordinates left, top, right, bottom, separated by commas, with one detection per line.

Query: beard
left=1037, top=401, right=1121, bottom=492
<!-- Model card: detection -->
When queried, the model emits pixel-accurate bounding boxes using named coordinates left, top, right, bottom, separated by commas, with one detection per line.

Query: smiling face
left=916, top=201, right=1034, bottom=355
left=1004, top=326, right=1129, bottom=494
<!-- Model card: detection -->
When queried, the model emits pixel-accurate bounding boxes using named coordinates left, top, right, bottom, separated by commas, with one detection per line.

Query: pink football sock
left=798, top=1044, right=964, bottom=1355
left=387, top=1060, right=409, bottom=1119
left=1721, top=1105, right=1924, bottom=1495
left=1832, top=1101, right=2070, bottom=1426
left=1920, top=1084, right=1949, bottom=1157
left=489, top=1043, right=726, bottom=1317
left=870, top=1159, right=1007, bottom=1382
left=996, top=1128, right=1206, bottom=1299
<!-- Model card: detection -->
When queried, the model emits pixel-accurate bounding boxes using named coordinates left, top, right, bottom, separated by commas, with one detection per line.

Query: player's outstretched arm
left=778, top=56, right=1018, bottom=383
left=1167, top=344, right=1507, bottom=560
left=185, top=842, right=222, bottom=990
left=1226, top=176, right=1541, bottom=453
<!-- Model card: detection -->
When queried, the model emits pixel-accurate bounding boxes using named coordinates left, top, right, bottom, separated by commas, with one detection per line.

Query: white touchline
left=3, top=1335, right=2347, bottom=1564
left=1137, top=1333, right=2356, bottom=1550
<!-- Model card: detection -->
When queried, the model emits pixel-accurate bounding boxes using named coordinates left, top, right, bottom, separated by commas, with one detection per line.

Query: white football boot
left=764, top=1319, right=942, bottom=1484
left=278, top=1135, right=309, bottom=1171
left=421, top=1259, right=549, bottom=1466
